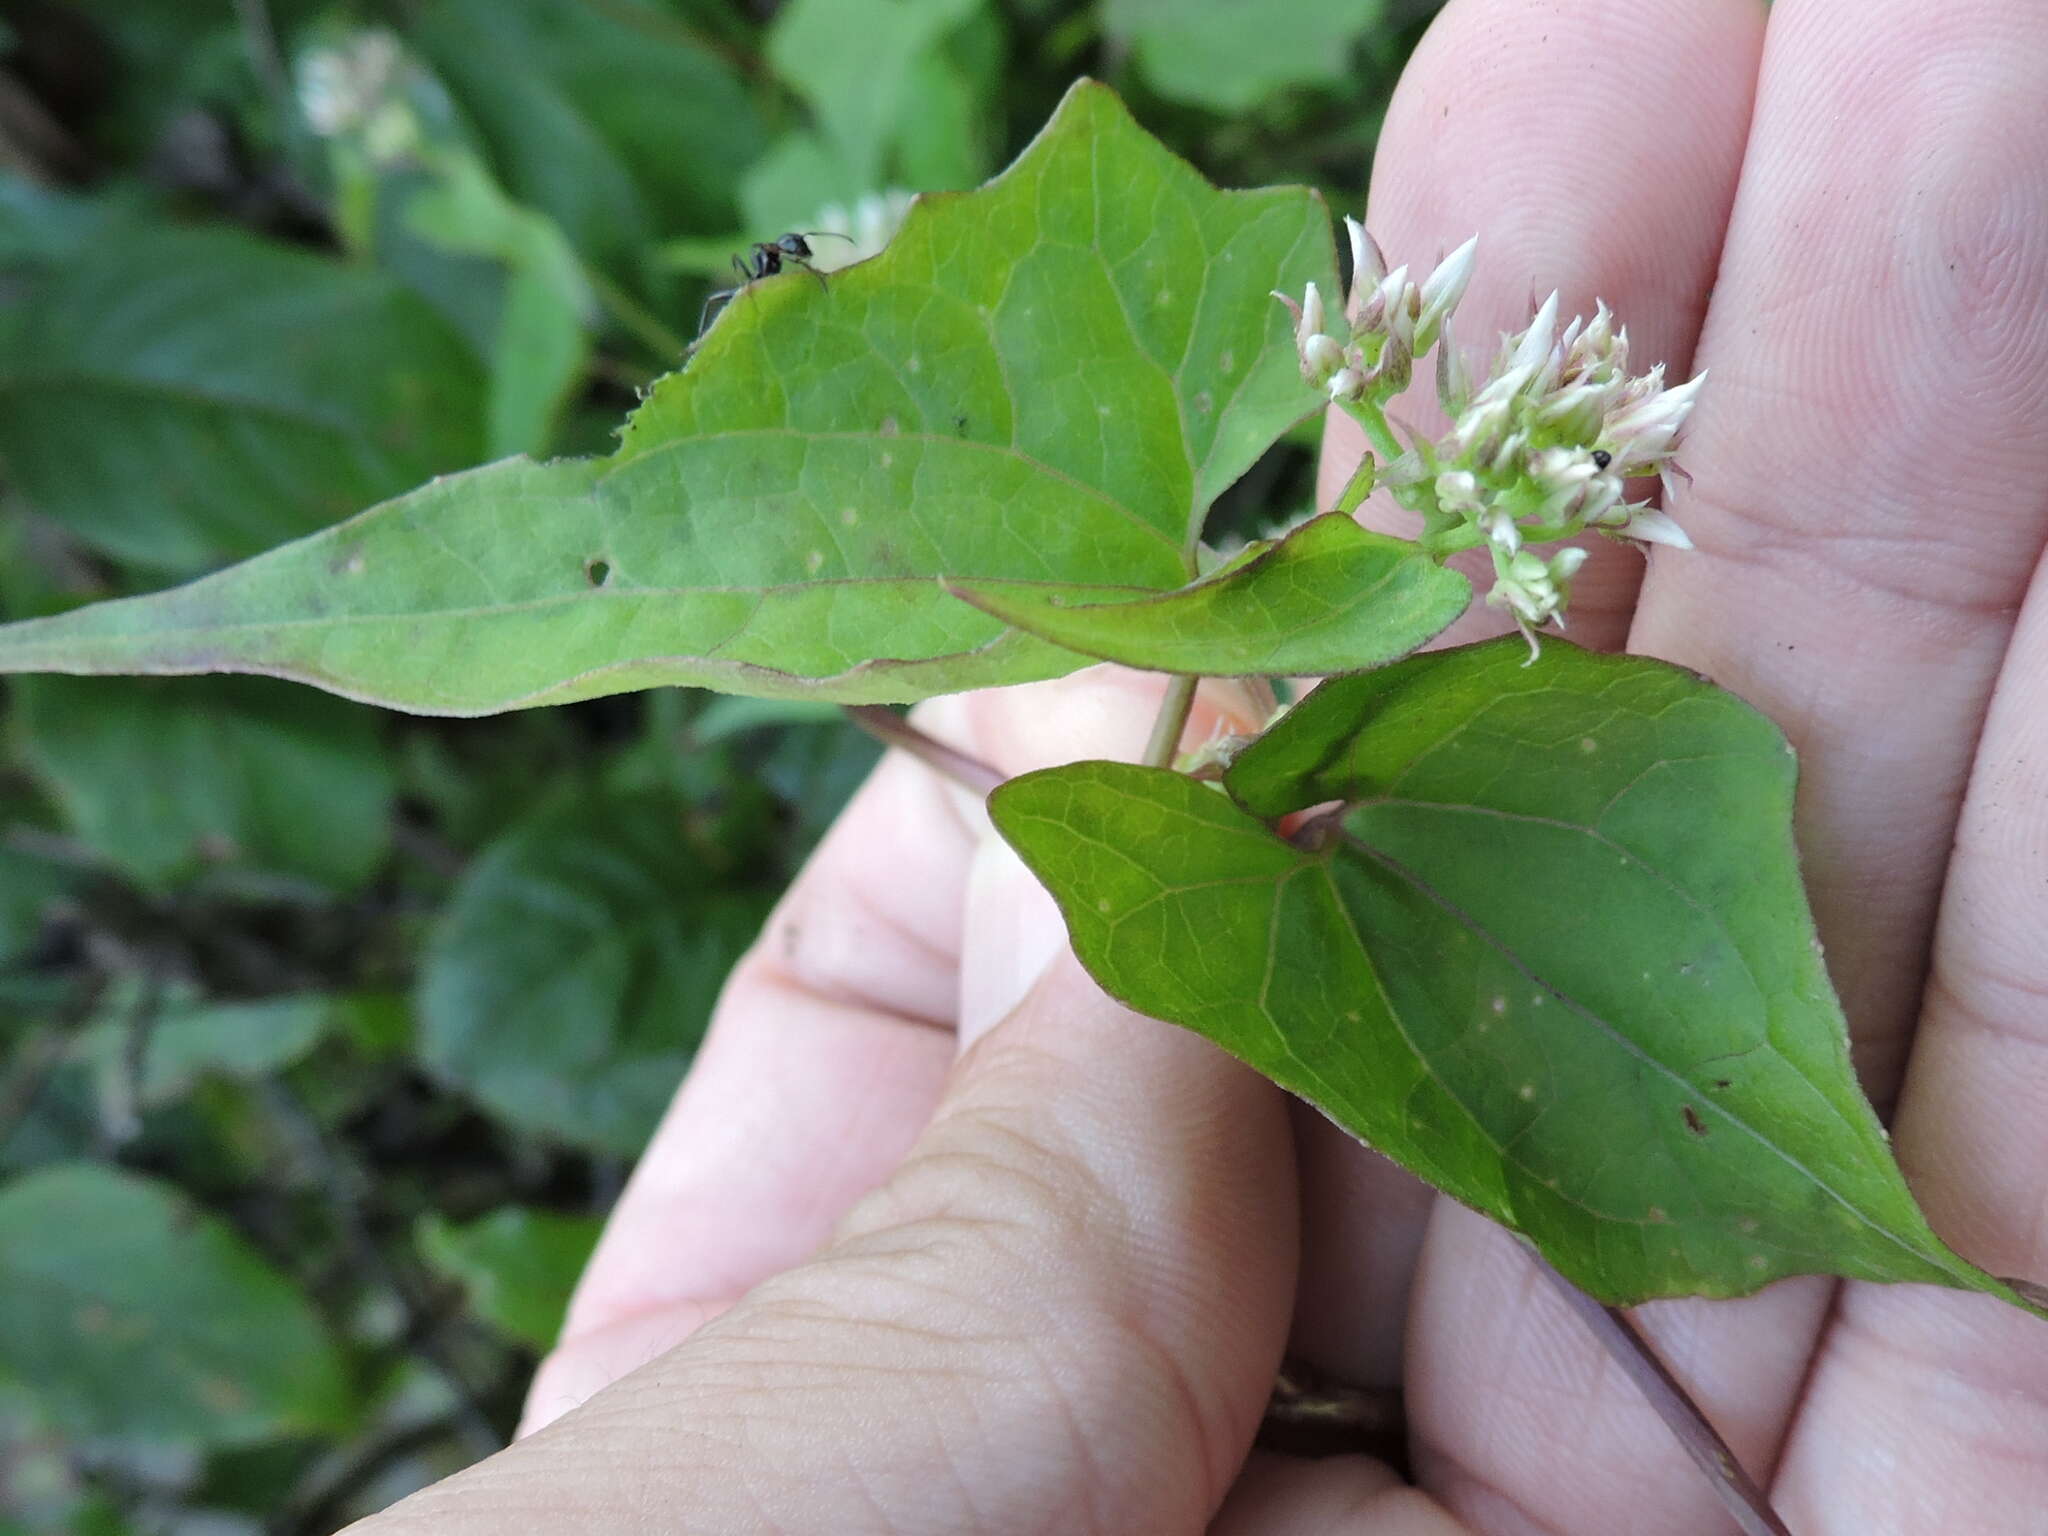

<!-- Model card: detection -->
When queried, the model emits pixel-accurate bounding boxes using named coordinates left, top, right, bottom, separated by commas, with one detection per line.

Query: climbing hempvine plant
left=0, top=81, right=2032, bottom=1319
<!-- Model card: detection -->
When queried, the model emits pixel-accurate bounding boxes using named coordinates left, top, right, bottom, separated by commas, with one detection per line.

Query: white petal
left=1624, top=509, right=1695, bottom=549
left=1509, top=291, right=1561, bottom=375
left=1549, top=546, right=1591, bottom=579
left=1300, top=283, right=1326, bottom=342
left=1344, top=216, right=1386, bottom=293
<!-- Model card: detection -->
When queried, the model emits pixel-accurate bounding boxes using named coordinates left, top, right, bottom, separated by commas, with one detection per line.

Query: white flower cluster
left=1274, top=228, right=1705, bottom=653
left=808, top=191, right=917, bottom=271
left=296, top=31, right=417, bottom=163
left=1273, top=220, right=1475, bottom=405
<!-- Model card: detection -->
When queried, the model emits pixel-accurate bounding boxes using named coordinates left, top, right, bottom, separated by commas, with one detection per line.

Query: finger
left=1628, top=0, right=2048, bottom=1097
left=1294, top=0, right=1766, bottom=1395
left=529, top=670, right=1263, bottom=1431
left=1768, top=543, right=2048, bottom=1527
left=1319, top=0, right=1756, bottom=655
left=1410, top=0, right=2048, bottom=1528
left=365, top=956, right=1297, bottom=1535
left=1408, top=1207, right=1830, bottom=1533
left=1209, top=1452, right=1471, bottom=1535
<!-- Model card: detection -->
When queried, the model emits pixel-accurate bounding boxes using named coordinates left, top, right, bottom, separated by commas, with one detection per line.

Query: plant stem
left=843, top=706, right=1006, bottom=798
left=1347, top=397, right=1408, bottom=473
left=1534, top=1258, right=1792, bottom=1536
left=1142, top=674, right=1198, bottom=768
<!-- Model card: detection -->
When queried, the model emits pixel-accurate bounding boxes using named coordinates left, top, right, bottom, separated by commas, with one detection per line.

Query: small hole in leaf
left=1681, top=1104, right=1707, bottom=1136
left=584, top=558, right=612, bottom=587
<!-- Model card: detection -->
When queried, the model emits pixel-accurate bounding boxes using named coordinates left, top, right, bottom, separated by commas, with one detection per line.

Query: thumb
left=353, top=954, right=1296, bottom=1536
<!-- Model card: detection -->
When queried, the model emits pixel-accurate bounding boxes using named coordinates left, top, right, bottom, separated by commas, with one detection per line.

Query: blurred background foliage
left=0, top=1, right=1443, bottom=1528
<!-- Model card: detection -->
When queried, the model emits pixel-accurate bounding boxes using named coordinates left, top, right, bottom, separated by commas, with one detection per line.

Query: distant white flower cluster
left=296, top=32, right=417, bottom=163
left=1275, top=223, right=1704, bottom=655
left=807, top=191, right=917, bottom=271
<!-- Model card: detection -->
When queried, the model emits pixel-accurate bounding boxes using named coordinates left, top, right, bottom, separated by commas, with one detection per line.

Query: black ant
left=698, top=231, right=855, bottom=333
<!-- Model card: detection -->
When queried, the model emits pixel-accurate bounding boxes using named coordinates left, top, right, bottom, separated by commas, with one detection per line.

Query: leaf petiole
left=1142, top=674, right=1199, bottom=769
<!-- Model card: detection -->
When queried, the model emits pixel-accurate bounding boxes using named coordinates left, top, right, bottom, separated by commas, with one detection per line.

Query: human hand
left=348, top=0, right=2048, bottom=1530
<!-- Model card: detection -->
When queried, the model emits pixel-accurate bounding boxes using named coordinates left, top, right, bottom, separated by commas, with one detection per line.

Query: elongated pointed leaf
left=951, top=514, right=1469, bottom=675
left=0, top=82, right=1335, bottom=712
left=990, top=640, right=2029, bottom=1309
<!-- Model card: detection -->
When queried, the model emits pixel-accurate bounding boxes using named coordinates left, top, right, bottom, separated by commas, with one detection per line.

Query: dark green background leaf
left=72, top=993, right=336, bottom=1107
left=766, top=0, right=983, bottom=185
left=412, top=0, right=763, bottom=288
left=0, top=83, right=1336, bottom=709
left=952, top=514, right=1469, bottom=676
left=0, top=1164, right=351, bottom=1445
left=1105, top=0, right=1387, bottom=114
left=13, top=675, right=393, bottom=891
left=0, top=225, right=486, bottom=573
left=418, top=789, right=769, bottom=1153
left=991, top=640, right=2025, bottom=1309
left=417, top=1206, right=602, bottom=1350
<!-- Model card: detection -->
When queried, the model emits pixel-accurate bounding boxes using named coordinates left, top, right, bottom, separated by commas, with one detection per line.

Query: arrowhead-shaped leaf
left=0, top=82, right=1336, bottom=713
left=990, top=638, right=2028, bottom=1309
left=951, top=514, right=1469, bottom=675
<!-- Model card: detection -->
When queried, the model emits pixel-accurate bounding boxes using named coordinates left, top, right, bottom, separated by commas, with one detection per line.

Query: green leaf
left=0, top=1164, right=352, bottom=1445
left=729, top=131, right=861, bottom=248
left=990, top=639, right=2028, bottom=1309
left=767, top=0, right=984, bottom=185
left=416, top=1207, right=602, bottom=1350
left=1105, top=0, right=1387, bottom=114
left=13, top=676, right=393, bottom=891
left=73, top=993, right=335, bottom=1107
left=0, top=83, right=1334, bottom=710
left=0, top=838, right=72, bottom=967
left=404, top=152, right=596, bottom=458
left=0, top=224, right=486, bottom=573
left=889, top=16, right=1003, bottom=192
left=418, top=790, right=770, bottom=1153
left=410, top=0, right=764, bottom=283
left=951, top=514, right=1469, bottom=676
left=0, top=177, right=159, bottom=268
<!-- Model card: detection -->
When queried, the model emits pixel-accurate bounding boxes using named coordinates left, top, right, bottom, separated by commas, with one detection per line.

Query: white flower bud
left=1603, top=371, right=1706, bottom=472
left=1528, top=446, right=1597, bottom=493
left=1479, top=505, right=1522, bottom=555
left=1344, top=217, right=1387, bottom=302
left=1435, top=469, right=1482, bottom=513
left=1302, top=332, right=1346, bottom=382
left=1326, top=367, right=1366, bottom=402
left=1534, top=380, right=1614, bottom=441
left=1507, top=291, right=1561, bottom=378
left=1566, top=301, right=1619, bottom=378
left=1548, top=546, right=1590, bottom=581
left=1378, top=266, right=1416, bottom=349
left=1414, top=236, right=1477, bottom=353
left=1299, top=282, right=1327, bottom=346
